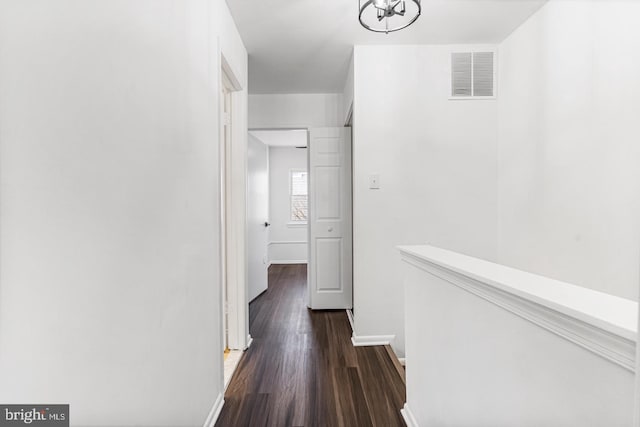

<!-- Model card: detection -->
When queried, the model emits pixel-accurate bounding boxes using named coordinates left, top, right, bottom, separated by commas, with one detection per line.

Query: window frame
left=288, top=168, right=308, bottom=224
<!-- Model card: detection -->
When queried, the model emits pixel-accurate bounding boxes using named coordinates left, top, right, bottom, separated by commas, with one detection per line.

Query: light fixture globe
left=358, top=0, right=421, bottom=34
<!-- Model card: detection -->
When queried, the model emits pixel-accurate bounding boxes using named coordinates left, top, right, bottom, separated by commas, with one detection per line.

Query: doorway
left=247, top=129, right=309, bottom=275
left=220, top=58, right=249, bottom=389
left=245, top=126, right=353, bottom=311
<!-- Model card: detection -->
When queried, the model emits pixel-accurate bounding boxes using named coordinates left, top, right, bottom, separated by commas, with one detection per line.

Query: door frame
left=247, top=127, right=310, bottom=298
left=220, top=55, right=250, bottom=351
left=221, top=75, right=231, bottom=351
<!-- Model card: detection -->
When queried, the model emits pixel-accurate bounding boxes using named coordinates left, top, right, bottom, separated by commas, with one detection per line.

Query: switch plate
left=369, top=174, right=380, bottom=189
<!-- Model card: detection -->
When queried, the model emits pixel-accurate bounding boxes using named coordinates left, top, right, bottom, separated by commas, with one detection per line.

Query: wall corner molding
left=400, top=403, right=419, bottom=427
left=203, top=392, right=224, bottom=427
left=245, top=334, right=254, bottom=350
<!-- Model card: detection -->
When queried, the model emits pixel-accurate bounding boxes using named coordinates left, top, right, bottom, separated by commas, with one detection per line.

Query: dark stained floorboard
left=216, top=264, right=406, bottom=427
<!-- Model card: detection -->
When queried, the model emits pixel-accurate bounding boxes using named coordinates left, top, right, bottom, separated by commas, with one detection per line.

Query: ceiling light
left=359, top=0, right=421, bottom=34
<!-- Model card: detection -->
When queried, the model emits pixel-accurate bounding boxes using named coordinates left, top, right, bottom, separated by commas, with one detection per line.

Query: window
left=290, top=170, right=308, bottom=222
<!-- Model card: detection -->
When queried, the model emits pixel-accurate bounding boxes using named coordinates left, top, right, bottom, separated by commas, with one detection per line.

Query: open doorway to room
left=248, top=129, right=309, bottom=273
left=246, top=126, right=353, bottom=311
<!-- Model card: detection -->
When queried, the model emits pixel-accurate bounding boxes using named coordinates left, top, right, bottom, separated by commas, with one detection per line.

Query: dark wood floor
left=216, top=264, right=406, bottom=427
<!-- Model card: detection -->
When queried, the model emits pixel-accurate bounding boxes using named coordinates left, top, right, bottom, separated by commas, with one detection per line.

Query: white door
left=308, top=127, right=352, bottom=309
left=247, top=134, right=269, bottom=302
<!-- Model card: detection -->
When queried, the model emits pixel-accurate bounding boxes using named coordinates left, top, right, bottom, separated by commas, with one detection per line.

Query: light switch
left=369, top=174, right=380, bottom=189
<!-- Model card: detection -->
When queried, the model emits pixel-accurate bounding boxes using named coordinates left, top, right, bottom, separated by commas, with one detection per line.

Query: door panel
left=316, top=238, right=343, bottom=292
left=315, top=166, right=341, bottom=219
left=308, top=127, right=352, bottom=309
left=247, top=134, right=269, bottom=302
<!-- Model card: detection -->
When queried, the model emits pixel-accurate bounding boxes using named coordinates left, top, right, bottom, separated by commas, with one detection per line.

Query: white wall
left=249, top=93, right=343, bottom=129
left=403, top=258, right=635, bottom=427
left=247, top=134, right=269, bottom=301
left=352, top=45, right=499, bottom=357
left=497, top=0, right=640, bottom=301
left=268, top=146, right=308, bottom=264
left=0, top=1, right=247, bottom=425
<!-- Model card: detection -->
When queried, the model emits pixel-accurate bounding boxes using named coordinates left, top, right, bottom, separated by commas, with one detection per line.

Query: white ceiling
left=226, top=0, right=547, bottom=94
left=250, top=129, right=308, bottom=147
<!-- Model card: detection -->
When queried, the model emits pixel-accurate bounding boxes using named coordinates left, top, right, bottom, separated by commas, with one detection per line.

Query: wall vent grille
left=451, top=51, right=495, bottom=98
left=451, top=52, right=472, bottom=97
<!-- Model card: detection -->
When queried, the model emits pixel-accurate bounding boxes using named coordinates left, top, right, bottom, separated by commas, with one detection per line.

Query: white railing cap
left=398, top=245, right=637, bottom=341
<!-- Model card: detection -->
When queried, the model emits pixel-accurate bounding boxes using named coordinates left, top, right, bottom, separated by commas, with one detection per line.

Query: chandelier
left=358, top=0, right=421, bottom=34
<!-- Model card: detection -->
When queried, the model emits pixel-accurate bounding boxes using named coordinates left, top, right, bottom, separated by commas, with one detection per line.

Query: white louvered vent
left=451, top=51, right=495, bottom=98
left=473, top=52, right=494, bottom=96
left=451, top=52, right=472, bottom=97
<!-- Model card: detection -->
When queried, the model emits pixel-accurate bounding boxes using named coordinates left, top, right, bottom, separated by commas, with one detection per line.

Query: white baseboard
left=245, top=334, right=253, bottom=350
left=400, top=403, right=419, bottom=427
left=346, top=309, right=355, bottom=332
left=269, top=260, right=308, bottom=264
left=351, top=333, right=395, bottom=347
left=398, top=357, right=406, bottom=366
left=203, top=392, right=224, bottom=427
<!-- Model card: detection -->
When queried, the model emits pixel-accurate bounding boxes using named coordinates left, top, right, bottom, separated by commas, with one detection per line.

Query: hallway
left=216, top=264, right=406, bottom=426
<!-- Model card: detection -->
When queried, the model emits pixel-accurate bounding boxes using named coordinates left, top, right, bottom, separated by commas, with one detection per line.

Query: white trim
left=287, top=222, right=308, bottom=228
left=351, top=333, right=395, bottom=347
left=221, top=56, right=242, bottom=91
left=400, top=403, right=419, bottom=427
left=270, top=260, right=308, bottom=265
left=399, top=245, right=637, bottom=372
left=245, top=334, right=253, bottom=350
left=220, top=53, right=249, bottom=353
left=398, top=357, right=406, bottom=366
left=344, top=102, right=353, bottom=127
left=203, top=393, right=224, bottom=427
left=268, top=240, right=307, bottom=245
left=346, top=309, right=355, bottom=332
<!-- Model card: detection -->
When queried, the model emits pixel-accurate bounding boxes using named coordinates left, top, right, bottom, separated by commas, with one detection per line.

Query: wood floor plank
left=332, top=367, right=373, bottom=427
left=355, top=346, right=406, bottom=427
left=384, top=344, right=406, bottom=385
left=216, top=264, right=406, bottom=427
